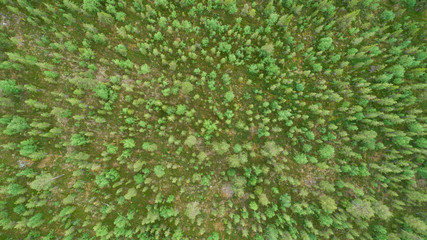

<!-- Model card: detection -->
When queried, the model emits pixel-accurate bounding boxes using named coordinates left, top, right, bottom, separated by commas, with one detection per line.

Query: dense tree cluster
left=0, top=0, right=426, bottom=239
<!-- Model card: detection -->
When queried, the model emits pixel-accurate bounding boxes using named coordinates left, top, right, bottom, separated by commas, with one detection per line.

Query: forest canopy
left=0, top=0, right=426, bottom=239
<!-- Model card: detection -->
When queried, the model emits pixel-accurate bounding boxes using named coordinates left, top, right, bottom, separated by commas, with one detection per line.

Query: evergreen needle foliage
left=0, top=0, right=426, bottom=239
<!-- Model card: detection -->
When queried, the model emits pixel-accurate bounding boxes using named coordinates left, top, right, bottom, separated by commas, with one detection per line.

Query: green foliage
left=415, top=138, right=427, bottom=148
left=207, top=232, right=220, bottom=240
left=123, top=138, right=135, bottom=149
left=213, top=141, right=230, bottom=155
left=98, top=11, right=115, bottom=25
left=94, top=84, right=109, bottom=100
left=93, top=223, right=108, bottom=237
left=0, top=79, right=21, bottom=95
left=227, top=153, right=248, bottom=168
left=185, top=202, right=200, bottom=220
left=18, top=138, right=38, bottom=158
left=139, top=64, right=151, bottom=74
left=203, top=120, right=218, bottom=140
left=113, top=59, right=133, bottom=69
left=261, top=141, right=283, bottom=158
left=381, top=10, right=395, bottom=22
left=8, top=183, right=26, bottom=196
left=347, top=199, right=375, bottom=219
left=294, top=153, right=308, bottom=164
left=401, top=0, right=416, bottom=8
left=70, top=134, right=88, bottom=146
left=83, top=0, right=101, bottom=13
left=134, top=174, right=144, bottom=184
left=142, top=142, right=157, bottom=152
left=259, top=193, right=270, bottom=206
left=318, top=37, right=333, bottom=51
left=313, top=63, right=322, bottom=72
left=29, top=173, right=53, bottom=191
left=95, top=175, right=109, bottom=188
left=249, top=201, right=258, bottom=211
left=27, top=213, right=44, bottom=228
left=319, top=195, right=337, bottom=213
left=181, top=82, right=194, bottom=94
left=106, top=144, right=118, bottom=154
left=0, top=1, right=425, bottom=239
left=105, top=169, right=119, bottom=181
left=403, top=215, right=426, bottom=235
left=224, top=91, right=235, bottom=103
left=265, top=224, right=279, bottom=240
left=373, top=202, right=392, bottom=221
left=153, top=165, right=165, bottom=178
left=176, top=104, right=186, bottom=115
left=280, top=194, right=291, bottom=209
left=408, top=122, right=424, bottom=133
left=233, top=144, right=242, bottom=153
left=318, top=145, right=335, bottom=159
left=124, top=188, right=137, bottom=200
left=387, top=64, right=405, bottom=78
left=353, top=130, right=377, bottom=149
left=153, top=32, right=163, bottom=41
left=2, top=116, right=29, bottom=135
left=95, top=169, right=119, bottom=188
left=184, top=135, right=197, bottom=147
left=393, top=135, right=412, bottom=147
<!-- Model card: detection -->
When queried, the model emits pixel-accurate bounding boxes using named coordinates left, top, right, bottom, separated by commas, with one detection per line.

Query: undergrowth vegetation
left=0, top=0, right=426, bottom=239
